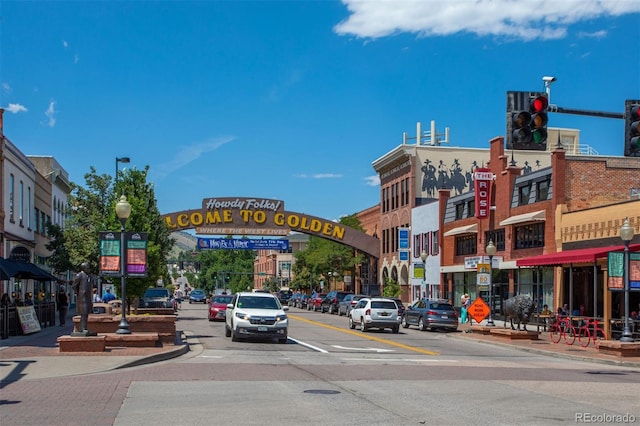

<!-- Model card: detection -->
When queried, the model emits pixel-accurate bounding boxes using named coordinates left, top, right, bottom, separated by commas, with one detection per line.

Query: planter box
left=596, top=340, right=640, bottom=357
left=73, top=314, right=176, bottom=344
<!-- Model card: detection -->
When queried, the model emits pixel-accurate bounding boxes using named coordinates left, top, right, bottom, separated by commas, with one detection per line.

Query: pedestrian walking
left=460, top=294, right=469, bottom=324
left=57, top=286, right=69, bottom=326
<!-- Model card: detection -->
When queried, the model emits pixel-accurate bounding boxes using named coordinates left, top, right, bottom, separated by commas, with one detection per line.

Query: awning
left=0, top=258, right=59, bottom=281
left=443, top=223, right=478, bottom=237
left=499, top=210, right=546, bottom=226
left=516, top=244, right=640, bottom=267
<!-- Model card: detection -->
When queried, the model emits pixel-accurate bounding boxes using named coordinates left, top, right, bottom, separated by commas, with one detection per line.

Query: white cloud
left=44, top=100, right=56, bottom=127
left=153, top=136, right=235, bottom=179
left=74, top=54, right=80, bottom=64
left=63, top=40, right=68, bottom=49
left=578, top=30, right=607, bottom=38
left=364, top=175, right=380, bottom=186
left=334, top=0, right=640, bottom=41
left=5, top=103, right=28, bottom=113
left=294, top=173, right=344, bottom=179
left=2, top=82, right=11, bottom=93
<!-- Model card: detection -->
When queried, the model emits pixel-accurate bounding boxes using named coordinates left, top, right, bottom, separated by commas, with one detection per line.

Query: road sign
left=469, top=297, right=490, bottom=324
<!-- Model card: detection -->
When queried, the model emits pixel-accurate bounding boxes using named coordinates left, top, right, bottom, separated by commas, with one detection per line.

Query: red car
left=306, top=293, right=326, bottom=311
left=209, top=294, right=233, bottom=321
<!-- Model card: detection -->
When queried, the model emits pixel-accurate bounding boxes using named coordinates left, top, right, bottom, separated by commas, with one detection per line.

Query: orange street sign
left=469, top=297, right=490, bottom=324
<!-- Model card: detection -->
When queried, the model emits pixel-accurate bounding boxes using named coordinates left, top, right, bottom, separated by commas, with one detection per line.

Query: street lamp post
left=115, top=157, right=130, bottom=183
left=115, top=195, right=132, bottom=335
left=420, top=251, right=428, bottom=299
left=619, top=218, right=634, bottom=342
left=485, top=240, right=497, bottom=327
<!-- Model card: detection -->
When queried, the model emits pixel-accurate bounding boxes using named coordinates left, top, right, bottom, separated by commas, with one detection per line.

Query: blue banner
left=197, top=238, right=289, bottom=250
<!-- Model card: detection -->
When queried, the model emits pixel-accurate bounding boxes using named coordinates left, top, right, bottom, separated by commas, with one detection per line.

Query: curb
left=448, top=332, right=640, bottom=368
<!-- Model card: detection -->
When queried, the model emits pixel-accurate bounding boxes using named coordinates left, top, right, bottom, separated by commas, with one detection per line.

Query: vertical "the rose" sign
left=474, top=168, right=493, bottom=219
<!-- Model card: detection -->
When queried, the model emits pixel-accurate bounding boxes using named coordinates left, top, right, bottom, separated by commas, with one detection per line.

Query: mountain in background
left=169, top=231, right=197, bottom=259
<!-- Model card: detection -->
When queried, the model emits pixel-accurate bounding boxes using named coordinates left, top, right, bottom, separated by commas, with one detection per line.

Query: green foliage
left=45, top=223, right=74, bottom=275
left=63, top=165, right=173, bottom=308
left=382, top=277, right=401, bottom=297
left=194, top=241, right=255, bottom=295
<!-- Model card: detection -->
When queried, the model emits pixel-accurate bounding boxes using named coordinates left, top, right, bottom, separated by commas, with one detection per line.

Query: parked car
left=337, top=294, right=369, bottom=316
left=297, top=294, right=310, bottom=309
left=277, top=289, right=293, bottom=305
left=225, top=292, right=288, bottom=343
left=139, top=287, right=173, bottom=309
left=349, top=298, right=400, bottom=333
left=390, top=297, right=406, bottom=317
left=209, top=294, right=233, bottom=321
left=189, top=289, right=207, bottom=304
left=321, top=291, right=353, bottom=314
left=288, top=293, right=302, bottom=307
left=401, top=298, right=458, bottom=332
left=307, top=293, right=326, bottom=311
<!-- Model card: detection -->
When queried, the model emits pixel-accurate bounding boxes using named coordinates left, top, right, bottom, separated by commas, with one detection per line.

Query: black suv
left=321, top=291, right=353, bottom=314
left=139, top=287, right=173, bottom=309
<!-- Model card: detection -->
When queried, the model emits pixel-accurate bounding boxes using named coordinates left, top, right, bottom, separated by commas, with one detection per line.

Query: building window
left=518, top=184, right=531, bottom=206
left=9, top=174, right=15, bottom=221
left=404, top=178, right=410, bottom=205
left=431, top=230, right=439, bottom=255
left=455, top=203, right=464, bottom=220
left=485, top=229, right=506, bottom=251
left=27, top=186, right=32, bottom=229
left=34, top=208, right=40, bottom=233
left=467, top=200, right=475, bottom=218
left=395, top=182, right=400, bottom=209
left=536, top=179, right=550, bottom=202
left=455, top=234, right=477, bottom=256
left=514, top=222, right=545, bottom=249
left=40, top=211, right=46, bottom=235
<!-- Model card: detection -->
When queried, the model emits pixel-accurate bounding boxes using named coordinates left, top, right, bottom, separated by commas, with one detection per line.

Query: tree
left=64, top=165, right=173, bottom=312
left=382, top=278, right=401, bottom=298
left=45, top=223, right=74, bottom=276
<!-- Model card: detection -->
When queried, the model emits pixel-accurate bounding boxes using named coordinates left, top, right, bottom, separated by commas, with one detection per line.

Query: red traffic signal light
left=624, top=100, right=640, bottom=157
left=506, top=91, right=549, bottom=151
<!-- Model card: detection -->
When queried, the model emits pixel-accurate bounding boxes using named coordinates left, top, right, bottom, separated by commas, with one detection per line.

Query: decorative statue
left=503, top=295, right=534, bottom=331
left=72, top=263, right=96, bottom=336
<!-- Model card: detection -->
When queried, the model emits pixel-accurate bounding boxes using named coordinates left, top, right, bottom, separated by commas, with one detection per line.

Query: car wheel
left=329, top=305, right=335, bottom=314
left=418, top=317, right=427, bottom=331
left=231, top=325, right=239, bottom=342
left=401, top=315, right=410, bottom=328
left=349, top=315, right=356, bottom=329
left=360, top=318, right=367, bottom=332
left=225, top=325, right=231, bottom=337
left=189, top=300, right=192, bottom=304
left=278, top=337, right=288, bottom=344
left=392, top=325, right=399, bottom=334
left=338, top=307, right=344, bottom=316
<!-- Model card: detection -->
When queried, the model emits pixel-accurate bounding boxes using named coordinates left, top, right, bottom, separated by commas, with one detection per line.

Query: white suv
left=225, top=292, right=289, bottom=343
left=349, top=297, right=400, bottom=333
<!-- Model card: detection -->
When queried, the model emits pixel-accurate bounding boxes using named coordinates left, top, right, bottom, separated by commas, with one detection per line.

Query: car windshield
left=430, top=302, right=454, bottom=311
left=371, top=301, right=397, bottom=309
left=191, top=290, right=205, bottom=295
left=237, top=296, right=280, bottom=310
left=213, top=296, right=232, bottom=304
left=144, top=289, right=169, bottom=298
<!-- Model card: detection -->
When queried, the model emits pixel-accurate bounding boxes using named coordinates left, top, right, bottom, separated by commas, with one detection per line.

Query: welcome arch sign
left=161, top=197, right=380, bottom=258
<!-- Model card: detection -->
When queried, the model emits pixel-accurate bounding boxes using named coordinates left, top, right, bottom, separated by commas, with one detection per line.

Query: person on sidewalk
left=101, top=288, right=116, bottom=303
left=92, top=288, right=102, bottom=304
left=57, top=286, right=69, bottom=326
left=460, top=294, right=469, bottom=324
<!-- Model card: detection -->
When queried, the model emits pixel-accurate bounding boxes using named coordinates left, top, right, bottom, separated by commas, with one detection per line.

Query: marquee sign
left=197, top=238, right=289, bottom=250
left=473, top=168, right=493, bottom=219
left=161, top=197, right=380, bottom=258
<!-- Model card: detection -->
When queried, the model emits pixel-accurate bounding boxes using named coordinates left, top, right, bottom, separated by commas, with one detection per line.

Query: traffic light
left=225, top=272, right=231, bottom=282
left=506, top=91, right=549, bottom=151
left=212, top=271, right=218, bottom=280
left=179, top=261, right=184, bottom=270
left=624, top=100, right=640, bottom=157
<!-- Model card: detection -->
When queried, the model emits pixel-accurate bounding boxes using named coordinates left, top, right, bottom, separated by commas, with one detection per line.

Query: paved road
left=2, top=303, right=639, bottom=426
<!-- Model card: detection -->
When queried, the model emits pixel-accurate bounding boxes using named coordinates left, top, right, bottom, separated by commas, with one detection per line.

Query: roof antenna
left=510, top=150, right=517, bottom=167
left=555, top=132, right=564, bottom=150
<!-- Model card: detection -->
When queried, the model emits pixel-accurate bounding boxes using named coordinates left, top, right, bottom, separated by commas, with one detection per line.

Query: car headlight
left=235, top=312, right=251, bottom=320
left=275, top=314, right=288, bottom=322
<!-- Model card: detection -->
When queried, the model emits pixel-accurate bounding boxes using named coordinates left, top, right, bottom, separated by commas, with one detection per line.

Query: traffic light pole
left=550, top=105, right=623, bottom=119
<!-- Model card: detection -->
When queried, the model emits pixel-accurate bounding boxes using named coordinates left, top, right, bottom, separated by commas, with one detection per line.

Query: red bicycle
left=549, top=317, right=576, bottom=345
left=577, top=318, right=607, bottom=348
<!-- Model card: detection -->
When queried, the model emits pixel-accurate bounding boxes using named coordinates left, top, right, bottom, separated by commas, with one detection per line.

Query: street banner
left=197, top=238, right=289, bottom=250
left=473, top=168, right=493, bottom=219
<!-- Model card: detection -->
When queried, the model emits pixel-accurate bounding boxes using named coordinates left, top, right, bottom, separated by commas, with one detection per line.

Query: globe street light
left=115, top=195, right=132, bottom=335
left=115, top=157, right=130, bottom=183
left=485, top=240, right=497, bottom=327
left=619, top=218, right=634, bottom=342
left=420, top=251, right=428, bottom=299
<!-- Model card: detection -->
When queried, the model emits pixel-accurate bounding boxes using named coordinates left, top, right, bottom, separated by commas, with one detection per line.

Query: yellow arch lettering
left=177, top=214, right=190, bottom=227
left=190, top=212, right=203, bottom=226
left=287, top=214, right=300, bottom=228
left=254, top=210, right=266, bottom=224
left=274, top=213, right=285, bottom=226
left=165, top=216, right=177, bottom=229
left=223, top=210, right=233, bottom=223
left=332, top=225, right=345, bottom=240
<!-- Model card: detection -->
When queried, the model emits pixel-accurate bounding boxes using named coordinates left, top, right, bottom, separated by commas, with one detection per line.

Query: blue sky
left=2, top=1, right=639, bottom=223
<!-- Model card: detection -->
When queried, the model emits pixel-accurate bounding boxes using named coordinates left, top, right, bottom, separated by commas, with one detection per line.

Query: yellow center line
left=289, top=314, right=439, bottom=356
